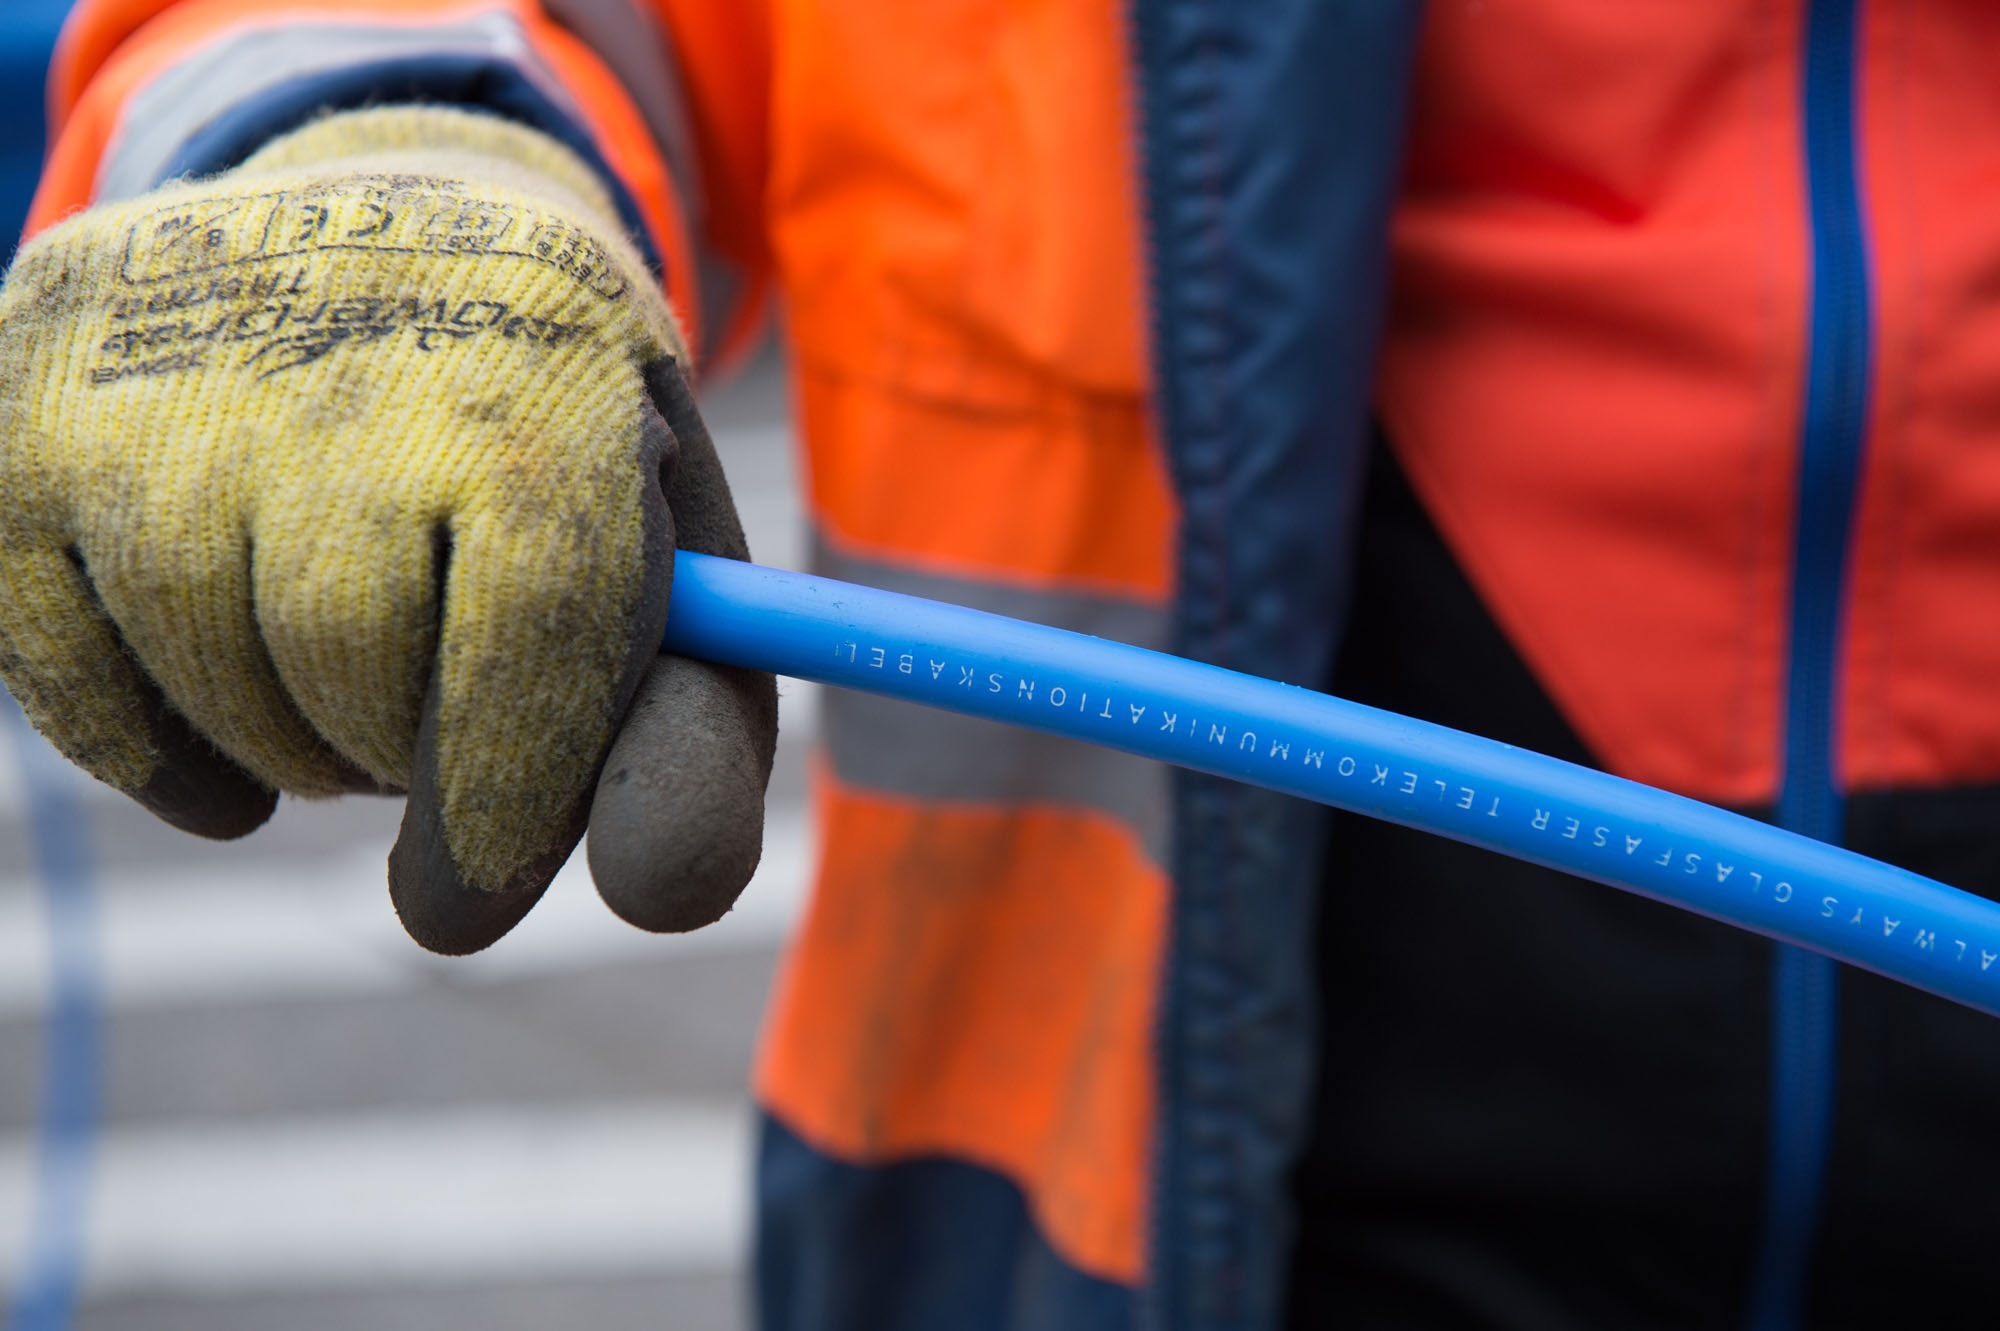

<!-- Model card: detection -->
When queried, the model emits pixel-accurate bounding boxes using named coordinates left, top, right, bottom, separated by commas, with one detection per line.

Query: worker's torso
left=755, top=0, right=2000, bottom=1319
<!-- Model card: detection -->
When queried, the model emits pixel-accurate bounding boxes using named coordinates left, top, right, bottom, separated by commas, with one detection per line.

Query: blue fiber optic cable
left=1, top=690, right=102, bottom=1331
left=663, top=552, right=2000, bottom=1021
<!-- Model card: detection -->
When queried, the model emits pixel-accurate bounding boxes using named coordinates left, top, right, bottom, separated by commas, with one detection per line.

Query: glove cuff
left=240, top=106, right=623, bottom=250
left=233, top=105, right=688, bottom=365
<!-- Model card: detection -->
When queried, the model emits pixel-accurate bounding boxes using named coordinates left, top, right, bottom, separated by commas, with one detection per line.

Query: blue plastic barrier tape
left=663, top=552, right=2000, bottom=1020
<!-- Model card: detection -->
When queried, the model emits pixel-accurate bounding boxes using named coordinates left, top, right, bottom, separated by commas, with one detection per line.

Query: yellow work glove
left=0, top=107, right=776, bottom=953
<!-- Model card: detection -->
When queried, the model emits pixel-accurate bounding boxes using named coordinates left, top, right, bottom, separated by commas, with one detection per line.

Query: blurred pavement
left=0, top=347, right=812, bottom=1330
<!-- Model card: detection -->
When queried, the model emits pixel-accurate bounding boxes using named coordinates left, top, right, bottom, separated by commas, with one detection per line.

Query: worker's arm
left=0, top=2, right=777, bottom=952
left=32, top=0, right=774, bottom=362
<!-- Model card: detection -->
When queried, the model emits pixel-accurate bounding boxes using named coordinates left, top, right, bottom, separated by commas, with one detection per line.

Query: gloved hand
left=0, top=107, right=776, bottom=953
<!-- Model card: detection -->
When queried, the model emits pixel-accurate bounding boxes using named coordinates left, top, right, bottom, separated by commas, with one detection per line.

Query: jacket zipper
left=1746, top=1, right=1872, bottom=1327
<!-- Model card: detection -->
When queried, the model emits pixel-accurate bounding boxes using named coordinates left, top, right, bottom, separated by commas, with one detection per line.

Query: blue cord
left=2, top=689, right=102, bottom=1331
left=1746, top=0, right=1873, bottom=1323
left=664, top=552, right=2000, bottom=1020
left=3, top=550, right=1992, bottom=1330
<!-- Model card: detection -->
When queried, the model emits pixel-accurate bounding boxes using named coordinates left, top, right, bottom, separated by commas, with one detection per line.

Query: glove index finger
left=387, top=399, right=678, bottom=955
left=387, top=658, right=579, bottom=955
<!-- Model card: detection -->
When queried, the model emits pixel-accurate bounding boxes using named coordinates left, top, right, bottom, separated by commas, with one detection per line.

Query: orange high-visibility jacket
left=32, top=2, right=2000, bottom=1327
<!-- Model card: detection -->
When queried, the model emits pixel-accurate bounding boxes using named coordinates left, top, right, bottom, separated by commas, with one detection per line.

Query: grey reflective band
left=540, top=0, right=746, bottom=360
left=97, top=12, right=581, bottom=202
left=824, top=688, right=1170, bottom=865
left=812, top=537, right=1171, bottom=864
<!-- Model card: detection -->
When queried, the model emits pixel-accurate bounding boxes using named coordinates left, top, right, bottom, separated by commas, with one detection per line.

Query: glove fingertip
left=586, top=655, right=776, bottom=934
left=134, top=757, right=277, bottom=840
left=130, top=699, right=277, bottom=840
left=387, top=791, right=570, bottom=956
left=587, top=774, right=762, bottom=933
left=385, top=671, right=574, bottom=956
